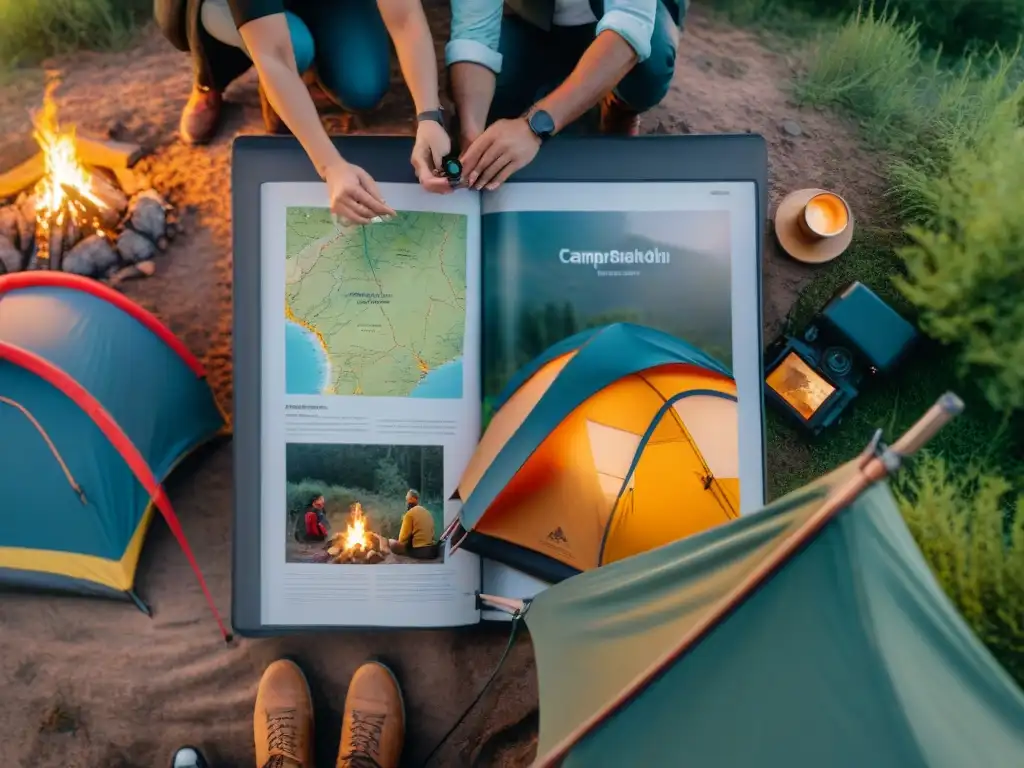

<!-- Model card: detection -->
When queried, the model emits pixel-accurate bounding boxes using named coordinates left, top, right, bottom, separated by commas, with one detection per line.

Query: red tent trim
left=0, top=339, right=231, bottom=642
left=0, top=272, right=206, bottom=378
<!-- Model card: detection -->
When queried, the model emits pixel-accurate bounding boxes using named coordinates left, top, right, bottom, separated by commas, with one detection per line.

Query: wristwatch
left=526, top=108, right=556, bottom=143
left=416, top=108, right=446, bottom=126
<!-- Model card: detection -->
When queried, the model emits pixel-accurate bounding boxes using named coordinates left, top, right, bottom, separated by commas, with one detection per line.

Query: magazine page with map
left=258, top=182, right=484, bottom=628
left=476, top=181, right=765, bottom=620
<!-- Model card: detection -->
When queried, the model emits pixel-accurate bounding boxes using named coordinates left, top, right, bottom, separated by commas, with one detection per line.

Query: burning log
left=324, top=504, right=387, bottom=564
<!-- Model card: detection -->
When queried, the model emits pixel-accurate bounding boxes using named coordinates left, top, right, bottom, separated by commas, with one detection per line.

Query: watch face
left=530, top=110, right=555, bottom=136
left=443, top=158, right=462, bottom=179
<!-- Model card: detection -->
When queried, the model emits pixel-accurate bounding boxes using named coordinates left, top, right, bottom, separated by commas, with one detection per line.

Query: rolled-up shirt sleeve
left=596, top=0, right=657, bottom=62
left=445, top=0, right=505, bottom=73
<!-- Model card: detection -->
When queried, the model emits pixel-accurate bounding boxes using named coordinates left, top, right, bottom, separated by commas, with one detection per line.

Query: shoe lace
left=338, top=710, right=385, bottom=768
left=264, top=708, right=300, bottom=762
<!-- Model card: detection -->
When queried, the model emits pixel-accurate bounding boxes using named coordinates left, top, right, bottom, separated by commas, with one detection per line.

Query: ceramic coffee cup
left=798, top=192, right=851, bottom=241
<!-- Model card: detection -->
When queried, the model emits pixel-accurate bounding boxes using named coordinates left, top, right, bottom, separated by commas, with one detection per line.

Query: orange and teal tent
left=0, top=272, right=231, bottom=640
left=451, top=323, right=741, bottom=583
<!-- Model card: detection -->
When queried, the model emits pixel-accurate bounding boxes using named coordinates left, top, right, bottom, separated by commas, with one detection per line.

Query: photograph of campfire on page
left=285, top=442, right=445, bottom=565
left=0, top=81, right=177, bottom=283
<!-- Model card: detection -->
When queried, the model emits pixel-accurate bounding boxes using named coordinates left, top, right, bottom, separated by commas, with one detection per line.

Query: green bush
left=894, top=454, right=1024, bottom=686
left=0, top=0, right=149, bottom=68
left=893, top=89, right=1024, bottom=413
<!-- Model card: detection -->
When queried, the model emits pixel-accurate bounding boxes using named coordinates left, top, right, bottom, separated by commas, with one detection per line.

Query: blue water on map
left=285, top=321, right=330, bottom=395
left=410, top=357, right=463, bottom=399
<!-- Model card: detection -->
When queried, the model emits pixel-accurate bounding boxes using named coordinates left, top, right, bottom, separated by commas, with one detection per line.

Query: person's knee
left=321, top=62, right=390, bottom=111
left=285, top=12, right=316, bottom=74
left=614, top=6, right=677, bottom=110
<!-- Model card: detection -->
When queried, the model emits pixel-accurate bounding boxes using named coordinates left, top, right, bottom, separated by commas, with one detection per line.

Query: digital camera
left=763, top=281, right=918, bottom=436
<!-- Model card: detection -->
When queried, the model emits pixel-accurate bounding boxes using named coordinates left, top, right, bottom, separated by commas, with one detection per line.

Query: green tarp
left=525, top=461, right=1024, bottom=767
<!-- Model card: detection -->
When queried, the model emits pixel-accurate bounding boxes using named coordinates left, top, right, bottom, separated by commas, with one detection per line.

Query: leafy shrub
left=894, top=454, right=1024, bottom=686
left=0, top=0, right=149, bottom=68
left=893, top=88, right=1024, bottom=413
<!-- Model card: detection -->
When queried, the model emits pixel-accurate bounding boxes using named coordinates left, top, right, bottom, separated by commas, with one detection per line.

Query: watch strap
left=416, top=109, right=445, bottom=125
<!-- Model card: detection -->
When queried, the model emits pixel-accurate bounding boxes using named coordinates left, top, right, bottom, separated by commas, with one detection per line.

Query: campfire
left=327, top=503, right=386, bottom=565
left=0, top=82, right=177, bottom=283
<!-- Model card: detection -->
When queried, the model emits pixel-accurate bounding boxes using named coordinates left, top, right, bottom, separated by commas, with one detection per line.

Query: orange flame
left=32, top=82, right=107, bottom=224
left=343, top=502, right=370, bottom=551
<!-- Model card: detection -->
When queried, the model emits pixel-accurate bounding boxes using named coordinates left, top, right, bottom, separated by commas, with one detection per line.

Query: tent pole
left=478, top=594, right=526, bottom=614
left=531, top=392, right=964, bottom=768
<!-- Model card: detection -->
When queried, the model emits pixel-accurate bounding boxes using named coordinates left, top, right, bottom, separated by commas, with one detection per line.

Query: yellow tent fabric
left=459, top=360, right=740, bottom=574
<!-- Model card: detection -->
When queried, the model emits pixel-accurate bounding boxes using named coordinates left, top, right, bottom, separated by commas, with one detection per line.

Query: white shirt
left=553, top=0, right=599, bottom=27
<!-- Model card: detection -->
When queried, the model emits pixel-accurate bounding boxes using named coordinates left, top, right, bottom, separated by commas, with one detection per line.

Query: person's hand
left=411, top=120, right=454, bottom=195
left=460, top=118, right=541, bottom=191
left=324, top=159, right=396, bottom=225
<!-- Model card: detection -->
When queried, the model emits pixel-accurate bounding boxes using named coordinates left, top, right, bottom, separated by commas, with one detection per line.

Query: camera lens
left=824, top=346, right=853, bottom=376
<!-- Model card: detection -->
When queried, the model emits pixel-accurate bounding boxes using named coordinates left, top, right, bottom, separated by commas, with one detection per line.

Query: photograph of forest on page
left=285, top=443, right=445, bottom=565
left=480, top=208, right=733, bottom=423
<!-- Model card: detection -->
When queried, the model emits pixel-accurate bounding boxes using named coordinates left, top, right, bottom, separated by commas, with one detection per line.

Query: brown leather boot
left=259, top=83, right=291, bottom=135
left=254, top=659, right=314, bottom=768
left=336, top=662, right=405, bottom=768
left=180, top=85, right=223, bottom=145
left=599, top=93, right=642, bottom=136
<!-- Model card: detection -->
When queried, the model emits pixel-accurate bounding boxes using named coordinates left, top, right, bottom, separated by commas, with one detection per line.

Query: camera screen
left=766, top=352, right=836, bottom=420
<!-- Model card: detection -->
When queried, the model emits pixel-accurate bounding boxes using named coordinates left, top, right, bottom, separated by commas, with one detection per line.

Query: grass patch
left=894, top=454, right=1024, bottom=686
left=0, top=0, right=150, bottom=69
left=706, top=0, right=1024, bottom=56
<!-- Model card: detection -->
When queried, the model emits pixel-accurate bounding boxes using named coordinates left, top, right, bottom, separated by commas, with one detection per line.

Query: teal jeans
left=200, top=0, right=391, bottom=110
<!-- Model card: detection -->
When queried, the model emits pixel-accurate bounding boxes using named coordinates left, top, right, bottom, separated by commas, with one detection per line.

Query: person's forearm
left=534, top=30, right=637, bottom=132
left=389, top=14, right=441, bottom=113
left=254, top=56, right=345, bottom=177
left=450, top=62, right=496, bottom=139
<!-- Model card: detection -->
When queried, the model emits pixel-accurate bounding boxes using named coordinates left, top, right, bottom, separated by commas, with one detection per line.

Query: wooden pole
left=531, top=392, right=965, bottom=768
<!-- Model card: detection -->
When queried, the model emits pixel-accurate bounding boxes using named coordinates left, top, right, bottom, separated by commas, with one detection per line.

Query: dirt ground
left=0, top=4, right=886, bottom=766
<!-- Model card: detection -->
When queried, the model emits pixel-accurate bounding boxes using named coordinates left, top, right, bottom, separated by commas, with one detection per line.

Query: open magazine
left=257, top=179, right=764, bottom=628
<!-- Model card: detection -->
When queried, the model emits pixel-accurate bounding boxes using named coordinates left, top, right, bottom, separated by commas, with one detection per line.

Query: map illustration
left=284, top=207, right=467, bottom=398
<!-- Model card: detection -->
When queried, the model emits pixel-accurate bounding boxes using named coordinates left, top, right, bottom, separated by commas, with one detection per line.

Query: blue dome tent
left=0, top=272, right=231, bottom=640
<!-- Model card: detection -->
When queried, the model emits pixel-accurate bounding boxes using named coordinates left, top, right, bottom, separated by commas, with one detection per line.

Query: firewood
left=365, top=550, right=384, bottom=564
left=75, top=134, right=143, bottom=169
left=0, top=153, right=45, bottom=200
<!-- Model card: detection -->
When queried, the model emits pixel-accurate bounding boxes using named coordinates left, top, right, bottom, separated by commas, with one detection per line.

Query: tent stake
left=531, top=392, right=964, bottom=768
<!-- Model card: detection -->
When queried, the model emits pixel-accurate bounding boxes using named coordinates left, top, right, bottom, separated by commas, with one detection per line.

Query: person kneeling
left=446, top=0, right=686, bottom=190
left=388, top=489, right=439, bottom=559
left=154, top=0, right=452, bottom=204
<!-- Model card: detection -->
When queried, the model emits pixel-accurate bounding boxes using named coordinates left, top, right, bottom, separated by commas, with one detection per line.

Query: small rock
left=116, top=229, right=156, bottom=263
left=107, top=259, right=156, bottom=286
left=157, top=236, right=169, bottom=251
left=128, top=192, right=166, bottom=241
left=63, top=234, right=118, bottom=277
left=365, top=550, right=385, bottom=564
left=0, top=206, right=19, bottom=248
left=0, top=234, right=25, bottom=273
left=781, top=119, right=803, bottom=137
left=165, top=222, right=178, bottom=240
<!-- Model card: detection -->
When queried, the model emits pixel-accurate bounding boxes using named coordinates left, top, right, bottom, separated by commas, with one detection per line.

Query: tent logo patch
left=547, top=527, right=569, bottom=545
